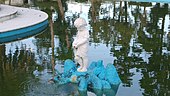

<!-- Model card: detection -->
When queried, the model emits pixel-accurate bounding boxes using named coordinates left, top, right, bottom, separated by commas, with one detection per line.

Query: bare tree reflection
left=50, top=18, right=55, bottom=74
left=57, top=0, right=64, bottom=21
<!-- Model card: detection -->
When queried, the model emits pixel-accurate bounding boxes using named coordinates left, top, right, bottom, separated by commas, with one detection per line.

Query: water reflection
left=0, top=0, right=170, bottom=96
left=0, top=43, right=36, bottom=96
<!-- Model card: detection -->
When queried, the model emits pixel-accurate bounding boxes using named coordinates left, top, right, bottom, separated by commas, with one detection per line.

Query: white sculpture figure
left=72, top=17, right=89, bottom=72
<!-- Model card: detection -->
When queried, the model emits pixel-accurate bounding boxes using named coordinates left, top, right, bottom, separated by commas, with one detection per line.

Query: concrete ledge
left=0, top=4, right=48, bottom=32
left=0, top=4, right=49, bottom=44
left=0, top=20, right=48, bottom=44
left=0, top=5, right=18, bottom=22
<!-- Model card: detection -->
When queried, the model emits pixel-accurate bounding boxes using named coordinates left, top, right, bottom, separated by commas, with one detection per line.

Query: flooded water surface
left=0, top=0, right=170, bottom=96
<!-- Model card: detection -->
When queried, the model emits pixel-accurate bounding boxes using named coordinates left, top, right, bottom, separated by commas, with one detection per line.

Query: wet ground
left=0, top=0, right=170, bottom=96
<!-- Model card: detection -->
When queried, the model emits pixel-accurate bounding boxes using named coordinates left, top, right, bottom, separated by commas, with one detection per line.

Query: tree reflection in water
left=0, top=0, right=170, bottom=96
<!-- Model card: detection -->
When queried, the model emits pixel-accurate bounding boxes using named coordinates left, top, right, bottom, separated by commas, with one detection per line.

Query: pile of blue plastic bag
left=54, top=59, right=122, bottom=91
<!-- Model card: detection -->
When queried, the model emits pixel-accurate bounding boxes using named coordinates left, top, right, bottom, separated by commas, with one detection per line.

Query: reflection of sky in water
left=128, top=36, right=152, bottom=64
left=99, top=3, right=114, bottom=19
left=163, top=15, right=170, bottom=44
left=65, top=2, right=91, bottom=29
left=5, top=37, right=37, bottom=55
left=5, top=34, right=62, bottom=64
left=117, top=68, right=144, bottom=96
left=88, top=43, right=114, bottom=67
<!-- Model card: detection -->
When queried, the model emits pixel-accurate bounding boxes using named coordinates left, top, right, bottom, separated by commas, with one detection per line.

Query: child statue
left=72, top=17, right=89, bottom=72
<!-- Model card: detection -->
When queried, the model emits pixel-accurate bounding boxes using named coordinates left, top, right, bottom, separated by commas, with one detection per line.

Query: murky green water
left=0, top=0, right=170, bottom=96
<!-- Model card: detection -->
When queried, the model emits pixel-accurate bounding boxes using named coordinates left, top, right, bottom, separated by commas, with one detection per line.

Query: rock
left=78, top=77, right=88, bottom=91
left=53, top=59, right=121, bottom=91
left=98, top=69, right=106, bottom=80
left=105, top=63, right=122, bottom=85
left=89, top=74, right=102, bottom=90
left=63, top=59, right=76, bottom=77
left=101, top=80, right=111, bottom=89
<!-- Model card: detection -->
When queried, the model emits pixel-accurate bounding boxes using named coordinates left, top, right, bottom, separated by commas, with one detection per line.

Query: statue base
left=53, top=59, right=122, bottom=91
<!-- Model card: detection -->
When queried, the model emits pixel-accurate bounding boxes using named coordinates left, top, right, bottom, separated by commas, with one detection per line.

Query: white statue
left=72, top=17, right=89, bottom=72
